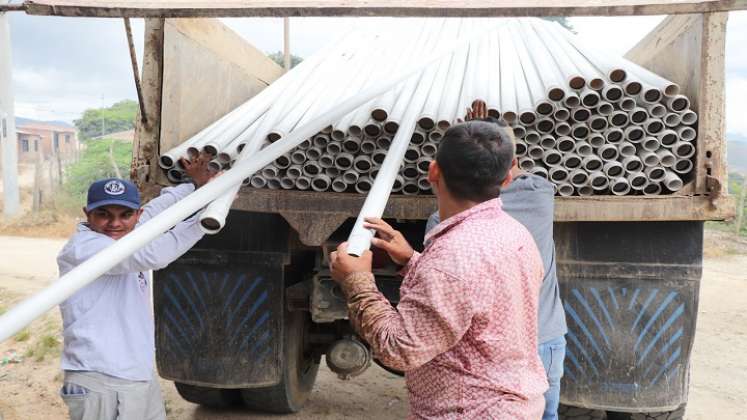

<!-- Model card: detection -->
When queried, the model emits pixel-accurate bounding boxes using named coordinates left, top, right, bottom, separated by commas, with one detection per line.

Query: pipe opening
left=417, top=159, right=431, bottom=173
left=262, top=167, right=278, bottom=179
left=578, top=185, right=594, bottom=196
left=558, top=184, right=575, bottom=196
left=364, top=123, right=382, bottom=138
left=360, top=140, right=376, bottom=154
left=418, top=117, right=435, bottom=131
left=331, top=129, right=346, bottom=141
left=405, top=149, right=420, bottom=162
left=501, top=112, right=517, bottom=124
left=348, top=126, right=362, bottom=138
left=354, top=159, right=371, bottom=172
left=343, top=138, right=361, bottom=153
left=326, top=142, right=342, bottom=155
left=545, top=153, right=562, bottom=166
left=422, top=143, right=438, bottom=157
left=664, top=85, right=680, bottom=97
left=267, top=132, right=282, bottom=143
left=167, top=169, right=184, bottom=182
left=371, top=109, right=388, bottom=122
left=343, top=171, right=359, bottom=184
left=569, top=77, right=586, bottom=91
left=326, top=167, right=340, bottom=177
left=411, top=132, right=426, bottom=144
left=313, top=135, right=330, bottom=148
left=160, top=155, right=174, bottom=169
left=237, top=143, right=247, bottom=153
left=437, top=120, right=452, bottom=131
left=626, top=160, right=643, bottom=172
left=208, top=161, right=222, bottom=172
left=590, top=117, right=608, bottom=132
left=525, top=131, right=541, bottom=145
left=571, top=173, right=587, bottom=185
left=303, top=163, right=320, bottom=176
left=200, top=218, right=221, bottom=232
left=280, top=178, right=296, bottom=190
left=203, top=144, right=218, bottom=156
left=620, top=98, right=636, bottom=112
left=631, top=176, right=647, bottom=188
left=619, top=144, right=636, bottom=157
left=519, top=158, right=535, bottom=170
left=660, top=132, right=678, bottom=146
left=250, top=176, right=267, bottom=188
left=512, top=125, right=527, bottom=139
left=564, top=95, right=581, bottom=108
left=627, top=128, right=644, bottom=142
left=572, top=108, right=591, bottom=122
left=537, top=119, right=555, bottom=134
left=555, top=123, right=571, bottom=136
left=515, top=143, right=528, bottom=156
left=295, top=177, right=311, bottom=190
left=604, top=87, right=623, bottom=101
left=679, top=127, right=696, bottom=141
left=275, top=155, right=290, bottom=168
left=631, top=110, right=648, bottom=124
left=592, top=176, right=608, bottom=188
left=554, top=108, right=570, bottom=121
left=612, top=182, right=629, bottom=194
left=384, top=121, right=399, bottom=135
left=576, top=144, right=593, bottom=156
left=520, top=112, right=537, bottom=125
left=675, top=159, right=693, bottom=173
left=675, top=143, right=694, bottom=158
left=681, top=111, right=698, bottom=125
left=565, top=156, right=582, bottom=169
left=601, top=148, right=618, bottom=160
left=585, top=159, right=602, bottom=171
left=597, top=102, right=614, bottom=116
left=403, top=183, right=419, bottom=195
left=607, top=166, right=623, bottom=177
left=582, top=93, right=600, bottom=108
left=611, top=113, right=628, bottom=127
left=644, top=183, right=661, bottom=195
left=487, top=109, right=501, bottom=119
left=609, top=69, right=626, bottom=83
left=648, top=104, right=666, bottom=118
left=557, top=138, right=575, bottom=152
left=671, top=97, right=688, bottom=112
left=336, top=156, right=352, bottom=169
left=551, top=170, right=568, bottom=182
left=372, top=151, right=387, bottom=165
left=528, top=146, right=544, bottom=159
left=644, top=89, right=662, bottom=103
left=392, top=177, right=404, bottom=191
left=548, top=88, right=565, bottom=102
left=646, top=121, right=664, bottom=134
left=313, top=179, right=329, bottom=191
left=287, top=166, right=302, bottom=178
left=540, top=137, right=556, bottom=149
left=625, top=81, right=642, bottom=96
left=573, top=126, right=589, bottom=139
left=428, top=131, right=443, bottom=142
left=589, top=78, right=605, bottom=91
left=291, top=151, right=307, bottom=165
left=537, top=102, right=554, bottom=116
left=606, top=130, right=623, bottom=144
left=307, top=147, right=322, bottom=160
left=267, top=179, right=281, bottom=189
left=332, top=179, right=348, bottom=193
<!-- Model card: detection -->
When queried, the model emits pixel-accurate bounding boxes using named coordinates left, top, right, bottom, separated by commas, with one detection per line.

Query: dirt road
left=0, top=233, right=745, bottom=419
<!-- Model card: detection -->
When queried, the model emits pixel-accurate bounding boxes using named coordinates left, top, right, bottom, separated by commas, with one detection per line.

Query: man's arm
left=341, top=265, right=475, bottom=372
left=59, top=217, right=203, bottom=276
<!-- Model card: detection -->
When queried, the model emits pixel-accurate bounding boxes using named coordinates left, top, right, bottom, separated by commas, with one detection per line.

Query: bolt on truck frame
left=13, top=0, right=743, bottom=418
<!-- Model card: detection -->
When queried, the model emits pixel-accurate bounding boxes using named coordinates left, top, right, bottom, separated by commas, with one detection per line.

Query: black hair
left=435, top=120, right=515, bottom=202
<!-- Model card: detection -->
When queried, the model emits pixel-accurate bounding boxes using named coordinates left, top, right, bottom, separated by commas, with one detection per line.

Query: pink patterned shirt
left=342, top=198, right=548, bottom=419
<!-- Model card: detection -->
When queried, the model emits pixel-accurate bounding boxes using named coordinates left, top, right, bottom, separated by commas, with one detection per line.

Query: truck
left=15, top=1, right=739, bottom=418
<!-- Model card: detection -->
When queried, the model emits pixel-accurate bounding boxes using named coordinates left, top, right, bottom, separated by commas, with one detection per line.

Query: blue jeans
left=538, top=335, right=566, bottom=420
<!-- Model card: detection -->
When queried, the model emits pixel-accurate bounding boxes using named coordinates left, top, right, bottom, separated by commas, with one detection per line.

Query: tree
left=64, top=139, right=133, bottom=204
left=542, top=17, right=575, bottom=33
left=74, top=100, right=138, bottom=140
left=267, top=51, right=304, bottom=69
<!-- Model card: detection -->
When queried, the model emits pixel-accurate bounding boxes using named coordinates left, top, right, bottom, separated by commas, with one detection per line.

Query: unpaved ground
left=0, top=232, right=745, bottom=419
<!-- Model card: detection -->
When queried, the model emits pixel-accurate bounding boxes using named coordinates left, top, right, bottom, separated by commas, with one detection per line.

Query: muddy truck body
left=127, top=14, right=734, bottom=420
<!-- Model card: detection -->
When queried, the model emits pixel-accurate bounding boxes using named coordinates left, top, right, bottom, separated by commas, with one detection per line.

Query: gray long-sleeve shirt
left=58, top=183, right=203, bottom=381
left=425, top=174, right=567, bottom=344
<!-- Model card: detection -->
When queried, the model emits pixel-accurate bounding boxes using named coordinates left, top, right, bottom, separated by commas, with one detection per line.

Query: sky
left=5, top=11, right=747, bottom=137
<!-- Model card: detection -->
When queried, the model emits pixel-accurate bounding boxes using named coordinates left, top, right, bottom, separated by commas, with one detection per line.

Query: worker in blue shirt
left=57, top=154, right=217, bottom=420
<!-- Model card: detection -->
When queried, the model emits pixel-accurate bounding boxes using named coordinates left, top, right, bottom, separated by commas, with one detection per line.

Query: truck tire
left=608, top=405, right=686, bottom=420
left=173, top=382, right=242, bottom=408
left=240, top=309, right=319, bottom=413
left=559, top=404, right=606, bottom=419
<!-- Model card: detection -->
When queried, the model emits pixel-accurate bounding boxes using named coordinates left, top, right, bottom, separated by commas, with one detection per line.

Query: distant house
left=15, top=118, right=79, bottom=162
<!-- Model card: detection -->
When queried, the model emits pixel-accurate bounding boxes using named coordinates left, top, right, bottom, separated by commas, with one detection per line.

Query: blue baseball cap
left=86, top=178, right=141, bottom=211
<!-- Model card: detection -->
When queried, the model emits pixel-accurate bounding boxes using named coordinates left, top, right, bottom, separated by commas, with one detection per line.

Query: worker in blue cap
left=56, top=154, right=218, bottom=420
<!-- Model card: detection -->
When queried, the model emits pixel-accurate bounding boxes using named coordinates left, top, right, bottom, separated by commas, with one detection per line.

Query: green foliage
left=24, top=334, right=60, bottom=362
left=14, top=329, right=30, bottom=342
left=267, top=51, right=303, bottom=69
left=729, top=172, right=747, bottom=236
left=542, top=17, right=575, bottom=33
left=63, top=139, right=133, bottom=207
left=74, top=100, right=138, bottom=140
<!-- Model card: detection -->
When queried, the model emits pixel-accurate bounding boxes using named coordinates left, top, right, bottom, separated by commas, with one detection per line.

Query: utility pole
left=0, top=0, right=20, bottom=218
left=283, top=17, right=291, bottom=72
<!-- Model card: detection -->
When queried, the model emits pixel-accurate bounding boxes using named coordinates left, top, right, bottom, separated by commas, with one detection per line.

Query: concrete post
left=0, top=0, right=20, bottom=218
left=283, top=17, right=291, bottom=71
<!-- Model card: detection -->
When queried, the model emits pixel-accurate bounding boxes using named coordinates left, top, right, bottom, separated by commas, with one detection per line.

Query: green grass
left=14, top=329, right=30, bottom=342
left=24, top=334, right=60, bottom=362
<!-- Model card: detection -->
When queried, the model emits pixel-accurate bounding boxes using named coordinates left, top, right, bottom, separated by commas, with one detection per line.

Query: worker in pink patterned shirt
left=330, top=120, right=548, bottom=419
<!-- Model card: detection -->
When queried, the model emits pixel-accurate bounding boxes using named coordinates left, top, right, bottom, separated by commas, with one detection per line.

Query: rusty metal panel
left=22, top=0, right=747, bottom=18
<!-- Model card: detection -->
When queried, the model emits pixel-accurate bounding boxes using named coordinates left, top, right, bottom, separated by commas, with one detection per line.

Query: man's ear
left=427, top=160, right=440, bottom=185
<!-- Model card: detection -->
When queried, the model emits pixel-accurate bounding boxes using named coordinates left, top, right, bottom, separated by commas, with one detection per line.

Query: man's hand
left=465, top=99, right=488, bottom=121
left=330, top=242, right=373, bottom=284
left=180, top=153, right=219, bottom=188
left=364, top=217, right=414, bottom=266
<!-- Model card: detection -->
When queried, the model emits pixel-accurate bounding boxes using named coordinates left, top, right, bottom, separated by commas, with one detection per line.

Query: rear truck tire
left=608, top=405, right=686, bottom=420
left=240, top=308, right=319, bottom=413
left=559, top=404, right=606, bottom=420
left=173, top=382, right=242, bottom=408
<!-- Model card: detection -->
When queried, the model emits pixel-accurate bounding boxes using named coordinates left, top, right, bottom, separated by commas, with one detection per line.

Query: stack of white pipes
left=159, top=18, right=697, bottom=200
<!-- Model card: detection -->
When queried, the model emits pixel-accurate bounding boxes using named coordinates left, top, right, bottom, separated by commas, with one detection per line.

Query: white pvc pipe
left=515, top=141, right=528, bottom=157
left=643, top=182, right=662, bottom=195
left=557, top=183, right=575, bottom=197
left=311, top=174, right=332, bottom=192
left=638, top=150, right=660, bottom=167
left=596, top=101, right=614, bottom=116
left=319, top=153, right=335, bottom=169
left=342, top=136, right=362, bottom=153
left=280, top=177, right=296, bottom=190
left=325, top=167, right=340, bottom=178
left=569, top=169, right=589, bottom=187
left=672, top=141, right=696, bottom=159
left=574, top=142, right=593, bottom=157
left=402, top=165, right=420, bottom=181
left=604, top=127, right=624, bottom=144
left=331, top=176, right=348, bottom=193
left=610, top=176, right=631, bottom=195
left=556, top=136, right=575, bottom=153
left=287, top=164, right=303, bottom=179
left=673, top=158, right=694, bottom=174
left=658, top=129, right=679, bottom=147
left=549, top=166, right=569, bottom=183
left=627, top=171, right=648, bottom=191
left=555, top=122, right=571, bottom=137
left=644, top=119, right=665, bottom=136
left=421, top=142, right=438, bottom=157
left=624, top=125, right=645, bottom=142
left=666, top=95, right=690, bottom=113
left=646, top=103, right=667, bottom=119
left=663, top=112, right=682, bottom=128
left=543, top=150, right=563, bottom=167
left=529, top=166, right=549, bottom=179
left=618, top=142, right=637, bottom=158
left=343, top=169, right=359, bottom=185
left=588, top=115, right=608, bottom=133
left=519, top=19, right=567, bottom=100
left=656, top=149, right=676, bottom=168
left=540, top=135, right=556, bottom=149
left=645, top=166, right=667, bottom=182
left=582, top=156, right=604, bottom=172
left=622, top=156, right=644, bottom=173
left=677, top=126, right=697, bottom=142
left=599, top=144, right=620, bottom=161
left=663, top=170, right=684, bottom=191
left=642, top=136, right=661, bottom=152
left=250, top=175, right=268, bottom=189
left=681, top=110, right=698, bottom=125
left=553, top=107, right=570, bottom=121
left=589, top=171, right=609, bottom=191
left=295, top=175, right=311, bottom=190
left=519, top=157, right=536, bottom=171
left=603, top=161, right=625, bottom=178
